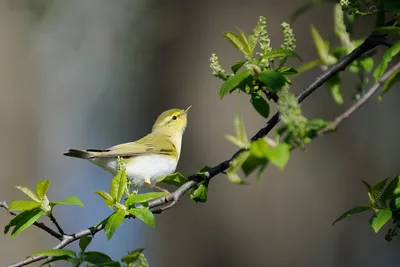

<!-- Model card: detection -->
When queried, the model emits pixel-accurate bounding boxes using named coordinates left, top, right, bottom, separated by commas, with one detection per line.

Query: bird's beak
left=184, top=105, right=192, bottom=114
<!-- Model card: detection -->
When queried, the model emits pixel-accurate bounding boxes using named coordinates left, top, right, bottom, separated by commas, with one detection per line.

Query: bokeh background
left=1, top=0, right=399, bottom=266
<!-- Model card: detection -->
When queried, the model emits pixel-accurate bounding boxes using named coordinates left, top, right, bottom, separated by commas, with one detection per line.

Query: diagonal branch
left=0, top=201, right=63, bottom=240
left=3, top=31, right=394, bottom=267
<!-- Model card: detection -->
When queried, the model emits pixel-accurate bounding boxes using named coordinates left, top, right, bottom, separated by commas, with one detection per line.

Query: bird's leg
left=144, top=178, right=170, bottom=194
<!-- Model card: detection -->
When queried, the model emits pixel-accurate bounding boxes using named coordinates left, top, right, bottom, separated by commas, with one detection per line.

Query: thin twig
left=3, top=28, right=394, bottom=267
left=0, top=201, right=63, bottom=240
left=319, top=61, right=400, bottom=134
left=49, top=213, right=65, bottom=236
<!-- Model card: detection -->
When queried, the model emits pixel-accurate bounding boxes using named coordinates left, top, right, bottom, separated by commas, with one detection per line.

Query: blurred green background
left=0, top=0, right=399, bottom=266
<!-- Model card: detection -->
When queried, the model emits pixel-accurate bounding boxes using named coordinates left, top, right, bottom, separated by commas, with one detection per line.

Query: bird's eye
left=172, top=116, right=177, bottom=120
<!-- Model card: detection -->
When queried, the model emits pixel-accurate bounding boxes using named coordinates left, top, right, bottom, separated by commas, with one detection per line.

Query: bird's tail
left=63, top=149, right=94, bottom=159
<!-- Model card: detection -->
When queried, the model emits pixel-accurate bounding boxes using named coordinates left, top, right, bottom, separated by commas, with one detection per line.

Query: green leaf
left=39, top=256, right=72, bottom=267
left=79, top=236, right=93, bottom=252
left=223, top=32, right=249, bottom=56
left=104, top=209, right=126, bottom=240
left=220, top=70, right=252, bottom=99
left=370, top=209, right=392, bottom=233
left=234, top=112, right=248, bottom=145
left=263, top=49, right=301, bottom=61
left=15, top=186, right=40, bottom=202
left=327, top=74, right=343, bottom=104
left=226, top=151, right=250, bottom=184
left=278, top=67, right=298, bottom=75
left=158, top=172, right=188, bottom=187
left=359, top=57, right=374, bottom=72
left=241, top=154, right=268, bottom=181
left=84, top=251, right=118, bottom=266
left=390, top=197, right=400, bottom=211
left=231, top=60, right=247, bottom=74
left=8, top=201, right=40, bottom=212
left=332, top=206, right=372, bottom=225
left=310, top=25, right=337, bottom=65
left=297, top=59, right=323, bottom=73
left=264, top=143, right=291, bottom=170
left=95, top=191, right=114, bottom=206
left=5, top=208, right=43, bottom=237
left=50, top=196, right=84, bottom=208
left=125, top=192, right=167, bottom=206
left=380, top=68, right=400, bottom=98
left=110, top=169, right=127, bottom=203
left=259, top=71, right=287, bottom=92
left=374, top=41, right=400, bottom=80
left=250, top=139, right=268, bottom=158
left=372, top=177, right=390, bottom=203
left=382, top=175, right=400, bottom=200
left=190, top=181, right=208, bottom=203
left=31, top=249, right=76, bottom=257
left=36, top=180, right=51, bottom=200
left=225, top=134, right=249, bottom=148
left=121, top=249, right=144, bottom=264
left=250, top=94, right=270, bottom=118
left=129, top=208, right=155, bottom=228
left=373, top=26, right=400, bottom=35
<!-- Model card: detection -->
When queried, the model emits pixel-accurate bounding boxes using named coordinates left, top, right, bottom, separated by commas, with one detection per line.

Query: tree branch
left=319, top=60, right=400, bottom=134
left=0, top=201, right=63, bottom=240
left=49, top=213, right=65, bottom=236
left=3, top=32, right=393, bottom=267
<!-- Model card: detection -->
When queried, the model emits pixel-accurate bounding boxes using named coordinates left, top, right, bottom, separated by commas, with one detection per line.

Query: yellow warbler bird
left=64, top=106, right=191, bottom=191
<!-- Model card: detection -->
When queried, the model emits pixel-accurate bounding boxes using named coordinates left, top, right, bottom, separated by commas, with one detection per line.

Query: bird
left=63, top=106, right=191, bottom=192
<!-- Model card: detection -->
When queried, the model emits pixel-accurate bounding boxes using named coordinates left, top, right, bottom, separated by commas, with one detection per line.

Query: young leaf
left=8, top=201, right=40, bottom=212
left=31, top=249, right=76, bottom=257
left=250, top=94, right=270, bottom=118
left=84, top=251, right=117, bottom=266
left=15, top=186, right=40, bottom=202
left=372, top=177, right=390, bottom=204
left=234, top=112, right=248, bottom=145
left=223, top=32, right=249, bottom=56
left=382, top=175, right=400, bottom=200
left=226, top=151, right=250, bottom=184
left=310, top=25, right=336, bottom=65
left=79, top=236, right=93, bottom=252
left=264, top=143, right=291, bottom=169
left=36, top=180, right=51, bottom=200
left=190, top=181, right=208, bottom=203
left=250, top=139, right=268, bottom=158
left=95, top=191, right=114, bottom=206
left=125, top=192, right=167, bottom=206
left=50, top=196, right=84, bottom=208
left=263, top=49, right=301, bottom=61
left=104, top=209, right=126, bottom=240
left=374, top=41, right=400, bottom=80
left=225, top=134, right=249, bottom=148
left=110, top=169, right=127, bottom=203
left=278, top=67, right=298, bottom=75
left=158, top=172, right=188, bottom=187
left=327, top=74, right=343, bottom=104
left=380, top=69, right=400, bottom=98
left=390, top=197, right=400, bottom=211
left=297, top=59, right=323, bottom=73
left=248, top=22, right=261, bottom=56
left=231, top=60, right=247, bottom=74
left=370, top=209, right=392, bottom=233
left=373, top=26, right=400, bottom=35
left=121, top=249, right=145, bottom=264
left=5, top=208, right=43, bottom=237
left=220, top=70, right=252, bottom=99
left=259, top=71, right=287, bottom=93
left=332, top=206, right=372, bottom=225
left=129, top=208, right=155, bottom=228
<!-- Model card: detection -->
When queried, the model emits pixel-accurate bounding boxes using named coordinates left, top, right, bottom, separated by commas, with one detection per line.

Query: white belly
left=90, top=155, right=177, bottom=188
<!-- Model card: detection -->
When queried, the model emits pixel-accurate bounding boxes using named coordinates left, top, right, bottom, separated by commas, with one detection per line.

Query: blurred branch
left=319, top=61, right=400, bottom=134
left=3, top=24, right=395, bottom=267
left=0, top=201, right=63, bottom=240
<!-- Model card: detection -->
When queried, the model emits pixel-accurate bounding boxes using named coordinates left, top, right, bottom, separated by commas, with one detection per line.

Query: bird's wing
left=92, top=133, right=177, bottom=158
